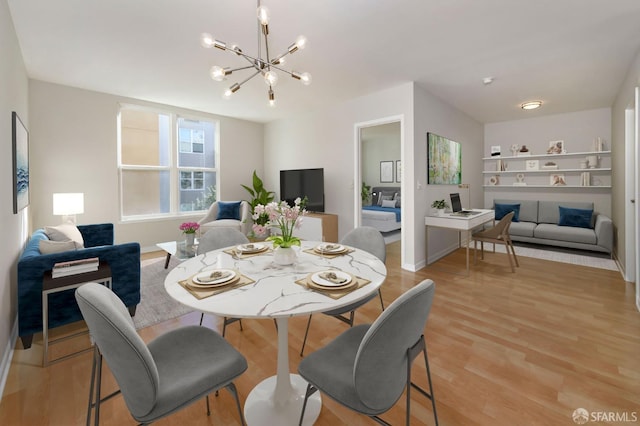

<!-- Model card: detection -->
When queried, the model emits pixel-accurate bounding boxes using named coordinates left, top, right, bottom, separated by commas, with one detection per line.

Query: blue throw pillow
left=494, top=203, right=520, bottom=222
left=216, top=201, right=242, bottom=220
left=558, top=206, right=593, bottom=228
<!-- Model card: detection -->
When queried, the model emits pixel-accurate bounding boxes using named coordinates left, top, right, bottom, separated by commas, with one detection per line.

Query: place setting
left=295, top=269, right=370, bottom=299
left=179, top=268, right=255, bottom=299
left=304, top=242, right=354, bottom=259
left=224, top=242, right=271, bottom=259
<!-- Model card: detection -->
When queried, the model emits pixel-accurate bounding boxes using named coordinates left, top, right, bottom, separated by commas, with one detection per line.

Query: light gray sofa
left=493, top=199, right=613, bottom=254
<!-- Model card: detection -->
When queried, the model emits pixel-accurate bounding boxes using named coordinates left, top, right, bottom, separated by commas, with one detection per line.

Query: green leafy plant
left=431, top=199, right=449, bottom=209
left=241, top=171, right=275, bottom=226
left=361, top=181, right=372, bottom=204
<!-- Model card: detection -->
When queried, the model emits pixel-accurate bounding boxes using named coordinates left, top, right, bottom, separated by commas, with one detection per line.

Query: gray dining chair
left=197, top=227, right=250, bottom=335
left=298, top=279, right=438, bottom=426
left=300, top=226, right=386, bottom=356
left=75, top=282, right=247, bottom=426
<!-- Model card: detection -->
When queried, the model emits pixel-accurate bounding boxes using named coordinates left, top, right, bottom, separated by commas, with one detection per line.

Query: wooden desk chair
left=473, top=211, right=519, bottom=272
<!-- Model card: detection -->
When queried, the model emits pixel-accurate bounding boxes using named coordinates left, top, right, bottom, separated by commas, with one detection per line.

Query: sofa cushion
left=558, top=206, right=593, bottom=229
left=44, top=223, right=85, bottom=249
left=21, top=229, right=49, bottom=259
left=508, top=222, right=537, bottom=238
left=538, top=201, right=594, bottom=225
left=495, top=203, right=520, bottom=222
left=216, top=201, right=242, bottom=220
left=39, top=240, right=77, bottom=254
left=534, top=223, right=597, bottom=245
left=494, top=199, right=538, bottom=223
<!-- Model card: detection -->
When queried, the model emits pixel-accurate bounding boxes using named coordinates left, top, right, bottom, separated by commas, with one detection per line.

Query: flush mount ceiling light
left=521, top=101, right=542, bottom=110
left=200, top=0, right=311, bottom=107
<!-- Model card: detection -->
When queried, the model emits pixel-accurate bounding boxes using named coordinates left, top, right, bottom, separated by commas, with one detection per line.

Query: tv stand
left=298, top=212, right=338, bottom=242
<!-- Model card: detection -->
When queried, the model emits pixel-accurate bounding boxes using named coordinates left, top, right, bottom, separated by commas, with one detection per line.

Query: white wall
left=0, top=0, right=29, bottom=396
left=484, top=108, right=612, bottom=218
left=28, top=81, right=264, bottom=250
left=361, top=122, right=401, bottom=190
left=414, top=86, right=485, bottom=267
left=612, top=50, right=640, bottom=277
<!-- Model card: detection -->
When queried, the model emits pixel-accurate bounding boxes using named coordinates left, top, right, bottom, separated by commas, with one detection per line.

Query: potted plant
left=431, top=200, right=449, bottom=216
left=241, top=171, right=275, bottom=238
left=361, top=181, right=372, bottom=205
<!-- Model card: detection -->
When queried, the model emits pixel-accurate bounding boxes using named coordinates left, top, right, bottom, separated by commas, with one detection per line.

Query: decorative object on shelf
left=525, top=160, right=539, bottom=171
left=496, top=159, right=507, bottom=171
left=586, top=155, right=599, bottom=169
left=580, top=160, right=588, bottom=169
left=200, top=0, right=311, bottom=106
left=542, top=161, right=558, bottom=170
left=547, top=140, right=565, bottom=154
left=431, top=199, right=449, bottom=216
left=593, top=137, right=605, bottom=152
left=255, top=198, right=307, bottom=251
left=427, top=132, right=462, bottom=184
left=513, top=173, right=527, bottom=186
left=517, top=145, right=531, bottom=156
left=550, top=174, right=567, bottom=186
left=489, top=176, right=499, bottom=186
left=510, top=144, right=519, bottom=157
left=491, top=145, right=501, bottom=157
left=580, top=172, right=591, bottom=187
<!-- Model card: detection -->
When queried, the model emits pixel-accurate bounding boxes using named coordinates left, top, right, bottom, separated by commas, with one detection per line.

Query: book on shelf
left=54, top=257, right=99, bottom=269
left=52, top=265, right=99, bottom=278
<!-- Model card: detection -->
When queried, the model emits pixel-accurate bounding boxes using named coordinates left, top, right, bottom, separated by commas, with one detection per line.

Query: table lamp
left=53, top=193, right=84, bottom=224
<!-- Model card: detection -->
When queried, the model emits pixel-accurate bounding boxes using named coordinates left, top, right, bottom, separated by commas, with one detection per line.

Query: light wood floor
left=1, top=242, right=638, bottom=425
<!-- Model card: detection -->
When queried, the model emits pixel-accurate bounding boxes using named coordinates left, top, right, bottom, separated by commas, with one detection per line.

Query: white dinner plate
left=193, top=269, right=236, bottom=285
left=236, top=243, right=267, bottom=253
left=314, top=243, right=345, bottom=253
left=311, top=270, right=352, bottom=287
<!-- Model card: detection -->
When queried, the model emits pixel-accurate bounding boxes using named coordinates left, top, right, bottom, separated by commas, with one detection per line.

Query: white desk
left=425, top=209, right=495, bottom=274
left=164, top=241, right=387, bottom=425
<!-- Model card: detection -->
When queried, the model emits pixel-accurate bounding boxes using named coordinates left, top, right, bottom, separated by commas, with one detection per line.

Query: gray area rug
left=492, top=242, right=618, bottom=271
left=133, top=257, right=194, bottom=329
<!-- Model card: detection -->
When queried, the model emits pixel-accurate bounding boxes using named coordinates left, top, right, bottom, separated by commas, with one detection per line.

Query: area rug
left=133, top=257, right=194, bottom=329
left=492, top=242, right=618, bottom=271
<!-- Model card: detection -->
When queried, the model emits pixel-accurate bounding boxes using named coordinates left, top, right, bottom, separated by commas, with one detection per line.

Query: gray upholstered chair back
left=353, top=279, right=435, bottom=410
left=75, top=283, right=159, bottom=419
left=340, top=226, right=386, bottom=263
left=197, top=227, right=250, bottom=255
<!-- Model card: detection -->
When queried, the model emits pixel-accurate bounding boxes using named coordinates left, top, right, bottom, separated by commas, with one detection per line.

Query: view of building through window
left=119, top=106, right=218, bottom=219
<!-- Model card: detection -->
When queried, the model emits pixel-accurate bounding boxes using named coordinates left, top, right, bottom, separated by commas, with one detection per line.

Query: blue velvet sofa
left=18, top=223, right=141, bottom=349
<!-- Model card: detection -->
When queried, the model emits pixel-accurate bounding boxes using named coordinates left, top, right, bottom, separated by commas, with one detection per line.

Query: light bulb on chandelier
left=201, top=0, right=311, bottom=107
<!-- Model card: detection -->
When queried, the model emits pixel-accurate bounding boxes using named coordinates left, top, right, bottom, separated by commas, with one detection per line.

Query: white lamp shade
left=53, top=193, right=85, bottom=215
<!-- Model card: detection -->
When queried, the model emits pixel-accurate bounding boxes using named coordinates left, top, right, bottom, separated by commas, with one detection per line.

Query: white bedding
left=362, top=209, right=402, bottom=233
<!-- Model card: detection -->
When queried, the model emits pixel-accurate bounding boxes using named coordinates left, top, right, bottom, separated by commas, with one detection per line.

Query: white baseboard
left=0, top=317, right=18, bottom=401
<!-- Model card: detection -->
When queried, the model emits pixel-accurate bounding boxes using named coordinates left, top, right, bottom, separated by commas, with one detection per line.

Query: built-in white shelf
left=482, top=168, right=611, bottom=174
left=483, top=185, right=611, bottom=189
left=482, top=150, right=611, bottom=161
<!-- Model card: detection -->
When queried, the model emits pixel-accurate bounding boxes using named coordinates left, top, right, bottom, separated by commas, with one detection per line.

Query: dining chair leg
left=505, top=243, right=516, bottom=272
left=298, top=383, right=318, bottom=426
left=508, top=240, right=520, bottom=267
left=300, top=315, right=313, bottom=356
left=406, top=336, right=439, bottom=426
left=226, top=383, right=246, bottom=426
left=378, top=289, right=385, bottom=311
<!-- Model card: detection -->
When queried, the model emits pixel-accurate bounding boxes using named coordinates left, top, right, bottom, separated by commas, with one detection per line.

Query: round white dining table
left=164, top=240, right=387, bottom=425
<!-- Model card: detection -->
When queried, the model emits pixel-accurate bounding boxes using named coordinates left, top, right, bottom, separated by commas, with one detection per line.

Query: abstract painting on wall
left=12, top=111, right=29, bottom=213
left=427, top=132, right=461, bottom=184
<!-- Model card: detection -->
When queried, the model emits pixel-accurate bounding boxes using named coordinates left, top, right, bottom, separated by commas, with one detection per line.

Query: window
left=118, top=106, right=218, bottom=219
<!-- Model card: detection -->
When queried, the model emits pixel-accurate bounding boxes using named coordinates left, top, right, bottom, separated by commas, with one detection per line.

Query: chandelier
left=200, top=0, right=312, bottom=107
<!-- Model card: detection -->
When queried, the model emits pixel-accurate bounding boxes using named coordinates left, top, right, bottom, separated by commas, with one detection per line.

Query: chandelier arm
left=227, top=64, right=259, bottom=73
left=266, top=63, right=294, bottom=76
left=236, top=69, right=262, bottom=88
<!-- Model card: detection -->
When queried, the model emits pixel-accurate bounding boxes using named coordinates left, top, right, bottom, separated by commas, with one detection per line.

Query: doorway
left=354, top=116, right=404, bottom=267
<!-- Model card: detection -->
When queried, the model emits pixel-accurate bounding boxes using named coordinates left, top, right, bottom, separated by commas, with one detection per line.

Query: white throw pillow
left=39, top=239, right=78, bottom=254
left=381, top=199, right=396, bottom=208
left=44, top=223, right=85, bottom=249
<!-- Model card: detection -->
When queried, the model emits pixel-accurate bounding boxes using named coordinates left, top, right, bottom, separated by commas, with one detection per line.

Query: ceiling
left=8, top=0, right=640, bottom=124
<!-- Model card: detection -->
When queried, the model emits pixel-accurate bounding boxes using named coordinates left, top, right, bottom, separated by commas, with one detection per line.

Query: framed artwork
left=550, top=174, right=566, bottom=186
left=525, top=159, right=539, bottom=171
left=427, top=132, right=462, bottom=184
left=12, top=111, right=29, bottom=214
left=380, top=161, right=393, bottom=183
left=395, top=160, right=402, bottom=183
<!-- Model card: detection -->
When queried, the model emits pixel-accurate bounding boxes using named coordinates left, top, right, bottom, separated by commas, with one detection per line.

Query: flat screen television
left=280, top=168, right=325, bottom=212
